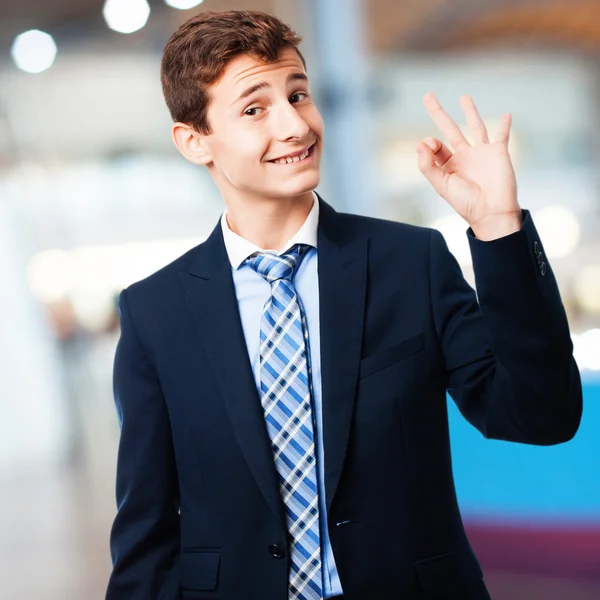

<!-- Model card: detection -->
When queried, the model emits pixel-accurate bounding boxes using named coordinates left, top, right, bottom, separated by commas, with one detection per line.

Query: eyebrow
left=232, top=72, right=308, bottom=105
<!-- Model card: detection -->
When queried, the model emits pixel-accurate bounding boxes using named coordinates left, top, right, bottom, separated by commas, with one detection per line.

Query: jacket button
left=268, top=544, right=285, bottom=558
left=537, top=251, right=543, bottom=266
left=533, top=241, right=539, bottom=255
left=540, top=262, right=547, bottom=276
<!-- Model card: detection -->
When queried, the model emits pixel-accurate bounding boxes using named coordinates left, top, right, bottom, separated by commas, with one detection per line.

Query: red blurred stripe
left=465, top=521, right=600, bottom=582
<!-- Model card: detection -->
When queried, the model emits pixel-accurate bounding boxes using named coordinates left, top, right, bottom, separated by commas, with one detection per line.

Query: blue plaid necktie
left=245, top=244, right=323, bottom=600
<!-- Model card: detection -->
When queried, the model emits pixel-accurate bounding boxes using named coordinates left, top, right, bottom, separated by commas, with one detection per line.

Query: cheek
left=215, top=129, right=266, bottom=169
left=215, top=128, right=271, bottom=184
left=226, top=126, right=269, bottom=160
left=305, top=107, right=324, bottom=138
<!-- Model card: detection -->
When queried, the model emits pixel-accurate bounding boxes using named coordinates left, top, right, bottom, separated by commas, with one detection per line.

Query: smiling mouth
left=269, top=143, right=315, bottom=165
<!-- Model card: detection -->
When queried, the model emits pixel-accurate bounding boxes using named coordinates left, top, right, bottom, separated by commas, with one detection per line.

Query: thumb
left=416, top=141, right=448, bottom=195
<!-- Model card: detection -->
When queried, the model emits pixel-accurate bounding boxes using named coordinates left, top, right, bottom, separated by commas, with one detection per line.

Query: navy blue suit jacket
left=106, top=197, right=582, bottom=600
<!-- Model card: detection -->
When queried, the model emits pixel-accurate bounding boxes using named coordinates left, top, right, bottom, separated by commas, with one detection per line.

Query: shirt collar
left=221, top=191, right=319, bottom=270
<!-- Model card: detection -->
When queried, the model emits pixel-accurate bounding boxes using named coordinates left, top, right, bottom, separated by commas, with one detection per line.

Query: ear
left=171, top=122, right=213, bottom=166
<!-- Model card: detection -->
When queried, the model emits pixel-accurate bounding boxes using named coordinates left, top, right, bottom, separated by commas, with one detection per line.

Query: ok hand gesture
left=416, top=93, right=522, bottom=241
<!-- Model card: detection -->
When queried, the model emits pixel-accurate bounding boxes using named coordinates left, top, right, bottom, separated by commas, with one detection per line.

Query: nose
left=272, top=100, right=310, bottom=141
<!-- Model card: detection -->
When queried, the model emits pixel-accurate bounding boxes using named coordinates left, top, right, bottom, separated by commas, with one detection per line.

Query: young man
left=106, top=10, right=582, bottom=600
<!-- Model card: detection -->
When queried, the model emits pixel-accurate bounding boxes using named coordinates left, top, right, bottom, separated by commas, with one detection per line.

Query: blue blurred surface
left=449, top=377, right=600, bottom=522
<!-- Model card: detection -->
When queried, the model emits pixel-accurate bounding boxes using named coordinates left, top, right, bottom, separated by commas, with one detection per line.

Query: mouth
left=268, top=143, right=316, bottom=165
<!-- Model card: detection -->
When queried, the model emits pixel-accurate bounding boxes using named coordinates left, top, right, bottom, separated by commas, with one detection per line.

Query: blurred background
left=0, top=0, right=599, bottom=598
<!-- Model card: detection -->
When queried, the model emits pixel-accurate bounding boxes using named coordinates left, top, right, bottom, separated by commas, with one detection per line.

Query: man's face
left=200, top=47, right=324, bottom=201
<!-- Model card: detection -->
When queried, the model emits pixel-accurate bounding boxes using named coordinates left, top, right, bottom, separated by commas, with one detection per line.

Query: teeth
left=274, top=147, right=310, bottom=164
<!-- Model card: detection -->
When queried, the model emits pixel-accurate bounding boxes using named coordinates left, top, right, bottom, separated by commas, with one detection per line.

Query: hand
left=416, top=93, right=522, bottom=241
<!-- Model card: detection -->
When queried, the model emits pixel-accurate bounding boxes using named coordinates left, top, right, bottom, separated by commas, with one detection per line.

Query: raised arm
left=429, top=218, right=582, bottom=445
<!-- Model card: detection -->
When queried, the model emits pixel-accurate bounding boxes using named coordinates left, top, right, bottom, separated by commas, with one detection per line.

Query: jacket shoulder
left=340, top=211, right=434, bottom=244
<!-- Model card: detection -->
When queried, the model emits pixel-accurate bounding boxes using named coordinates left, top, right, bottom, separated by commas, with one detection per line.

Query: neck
left=224, top=190, right=314, bottom=251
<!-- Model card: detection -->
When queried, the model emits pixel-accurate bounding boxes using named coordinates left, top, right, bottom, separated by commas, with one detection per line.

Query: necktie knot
left=245, top=243, right=310, bottom=283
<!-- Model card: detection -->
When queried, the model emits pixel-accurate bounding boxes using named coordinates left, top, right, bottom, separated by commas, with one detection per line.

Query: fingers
left=423, top=92, right=469, bottom=150
left=415, top=140, right=448, bottom=195
left=422, top=137, right=453, bottom=166
left=424, top=93, right=511, bottom=147
left=459, top=95, right=489, bottom=144
left=494, top=113, right=512, bottom=145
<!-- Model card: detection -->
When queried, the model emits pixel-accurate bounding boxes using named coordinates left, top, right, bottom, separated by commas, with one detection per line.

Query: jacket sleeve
left=106, top=288, right=181, bottom=600
left=429, top=210, right=582, bottom=445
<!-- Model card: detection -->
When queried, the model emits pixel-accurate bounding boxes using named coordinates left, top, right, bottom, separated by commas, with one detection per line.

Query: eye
left=244, top=106, right=264, bottom=117
left=290, top=92, right=308, bottom=104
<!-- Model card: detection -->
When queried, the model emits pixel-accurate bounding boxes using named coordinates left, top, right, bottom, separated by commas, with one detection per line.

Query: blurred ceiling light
left=572, top=329, right=600, bottom=371
left=11, top=30, right=57, bottom=74
left=573, top=265, right=600, bottom=314
left=164, top=0, right=204, bottom=9
left=532, top=205, right=580, bottom=258
left=103, top=0, right=151, bottom=34
left=430, top=214, right=472, bottom=267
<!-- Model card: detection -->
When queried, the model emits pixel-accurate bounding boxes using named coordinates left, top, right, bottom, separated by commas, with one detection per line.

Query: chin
left=275, top=172, right=321, bottom=198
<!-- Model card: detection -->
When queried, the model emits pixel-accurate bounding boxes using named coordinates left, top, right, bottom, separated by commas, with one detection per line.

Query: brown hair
left=160, top=10, right=305, bottom=134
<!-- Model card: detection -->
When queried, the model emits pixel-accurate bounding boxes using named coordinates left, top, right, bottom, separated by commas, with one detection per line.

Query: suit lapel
left=317, top=197, right=368, bottom=514
left=181, top=197, right=368, bottom=526
left=182, top=223, right=286, bottom=530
